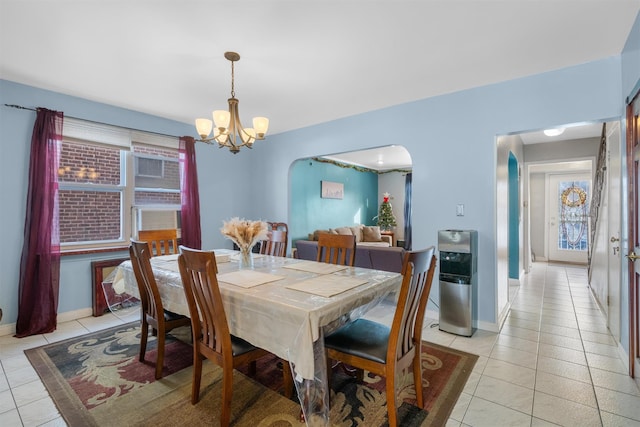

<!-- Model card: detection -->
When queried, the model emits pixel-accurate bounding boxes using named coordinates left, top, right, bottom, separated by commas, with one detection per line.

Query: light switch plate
left=456, top=204, right=464, bottom=216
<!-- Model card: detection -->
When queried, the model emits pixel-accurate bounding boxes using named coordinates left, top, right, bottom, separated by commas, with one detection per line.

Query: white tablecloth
left=112, top=249, right=402, bottom=380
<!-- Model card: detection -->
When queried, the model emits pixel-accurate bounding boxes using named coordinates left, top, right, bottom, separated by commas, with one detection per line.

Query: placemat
left=286, top=275, right=368, bottom=297
left=282, top=261, right=348, bottom=275
left=218, top=270, right=285, bottom=288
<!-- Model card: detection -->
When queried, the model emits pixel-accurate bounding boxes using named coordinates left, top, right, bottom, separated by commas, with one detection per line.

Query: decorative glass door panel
left=557, top=180, right=590, bottom=250
left=548, top=174, right=590, bottom=263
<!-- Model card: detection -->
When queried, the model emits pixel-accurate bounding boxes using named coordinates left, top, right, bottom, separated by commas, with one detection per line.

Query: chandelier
left=195, top=52, right=269, bottom=154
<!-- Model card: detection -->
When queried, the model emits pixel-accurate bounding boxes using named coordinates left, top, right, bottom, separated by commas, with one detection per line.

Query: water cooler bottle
left=438, top=229, right=477, bottom=337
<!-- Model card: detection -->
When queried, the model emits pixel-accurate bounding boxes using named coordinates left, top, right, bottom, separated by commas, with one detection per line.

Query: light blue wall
left=289, top=159, right=378, bottom=243
left=248, top=57, right=623, bottom=328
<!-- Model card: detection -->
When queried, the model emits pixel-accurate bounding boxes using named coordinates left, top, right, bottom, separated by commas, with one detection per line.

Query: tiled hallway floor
left=1, top=262, right=640, bottom=426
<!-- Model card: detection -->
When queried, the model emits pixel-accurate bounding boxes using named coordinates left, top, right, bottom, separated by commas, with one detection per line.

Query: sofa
left=295, top=239, right=405, bottom=273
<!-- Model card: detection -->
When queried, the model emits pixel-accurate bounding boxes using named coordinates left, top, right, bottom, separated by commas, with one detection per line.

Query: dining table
left=110, top=249, right=402, bottom=425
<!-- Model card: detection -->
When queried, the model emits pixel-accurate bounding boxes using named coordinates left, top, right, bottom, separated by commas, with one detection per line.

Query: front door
left=548, top=173, right=591, bottom=264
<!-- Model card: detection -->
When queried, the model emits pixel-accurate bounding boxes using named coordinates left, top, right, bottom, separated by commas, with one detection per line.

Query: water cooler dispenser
left=438, top=230, right=477, bottom=337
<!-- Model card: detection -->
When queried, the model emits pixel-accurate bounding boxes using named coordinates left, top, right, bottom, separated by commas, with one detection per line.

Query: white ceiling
left=1, top=1, right=638, bottom=141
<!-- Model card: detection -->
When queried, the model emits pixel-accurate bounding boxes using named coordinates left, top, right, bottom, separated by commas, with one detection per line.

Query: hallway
left=428, top=262, right=640, bottom=426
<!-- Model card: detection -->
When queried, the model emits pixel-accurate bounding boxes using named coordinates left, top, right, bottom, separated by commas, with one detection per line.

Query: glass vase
left=239, top=247, right=254, bottom=269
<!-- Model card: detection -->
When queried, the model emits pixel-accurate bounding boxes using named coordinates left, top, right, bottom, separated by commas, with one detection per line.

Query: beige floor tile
left=532, top=391, right=601, bottom=427
left=508, top=310, right=540, bottom=322
left=0, top=408, right=22, bottom=427
left=539, top=331, right=583, bottom=351
left=504, top=317, right=540, bottom=332
left=534, top=371, right=597, bottom=407
left=538, top=323, right=581, bottom=340
left=490, top=344, right=538, bottom=369
left=536, top=355, right=592, bottom=383
left=0, top=372, right=9, bottom=393
left=38, top=417, right=67, bottom=427
left=538, top=342, right=587, bottom=365
left=450, top=330, right=497, bottom=357
left=17, top=396, right=60, bottom=427
left=581, top=330, right=617, bottom=346
left=0, top=388, right=16, bottom=414
left=0, top=335, right=48, bottom=360
left=590, top=367, right=640, bottom=396
left=474, top=376, right=533, bottom=414
left=4, top=365, right=39, bottom=390
left=582, top=340, right=620, bottom=358
left=42, top=321, right=90, bottom=344
left=11, top=380, right=49, bottom=408
left=500, top=324, right=540, bottom=342
left=601, top=411, right=640, bottom=427
left=586, top=352, right=627, bottom=374
left=482, top=358, right=536, bottom=389
left=462, top=372, right=480, bottom=395
left=495, top=333, right=539, bottom=354
left=530, top=417, right=561, bottom=426
left=445, top=419, right=462, bottom=427
left=449, top=391, right=472, bottom=422
left=595, top=386, right=640, bottom=421
left=462, top=396, right=532, bottom=426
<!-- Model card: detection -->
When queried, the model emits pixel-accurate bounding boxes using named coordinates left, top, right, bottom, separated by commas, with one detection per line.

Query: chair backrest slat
left=178, top=246, right=232, bottom=355
left=388, top=246, right=437, bottom=364
left=129, top=240, right=164, bottom=320
left=316, top=233, right=356, bottom=266
left=259, top=230, right=288, bottom=257
left=138, top=229, right=178, bottom=256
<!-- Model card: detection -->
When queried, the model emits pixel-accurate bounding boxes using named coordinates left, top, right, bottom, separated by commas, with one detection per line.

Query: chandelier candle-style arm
left=195, top=51, right=269, bottom=154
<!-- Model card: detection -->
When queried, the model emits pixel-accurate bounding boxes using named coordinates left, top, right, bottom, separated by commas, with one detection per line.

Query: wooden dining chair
left=324, top=246, right=437, bottom=427
left=178, top=246, right=277, bottom=425
left=316, top=233, right=356, bottom=266
left=259, top=229, right=288, bottom=257
left=138, top=229, right=178, bottom=256
left=129, top=240, right=191, bottom=380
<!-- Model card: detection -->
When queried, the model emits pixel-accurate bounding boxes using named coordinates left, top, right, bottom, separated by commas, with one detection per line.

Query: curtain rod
left=3, top=103, right=184, bottom=140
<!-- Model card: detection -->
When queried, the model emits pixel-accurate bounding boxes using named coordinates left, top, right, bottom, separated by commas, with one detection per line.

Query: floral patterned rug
left=25, top=322, right=477, bottom=426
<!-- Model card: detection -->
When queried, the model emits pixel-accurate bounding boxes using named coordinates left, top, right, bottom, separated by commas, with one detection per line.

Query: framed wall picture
left=321, top=181, right=344, bottom=199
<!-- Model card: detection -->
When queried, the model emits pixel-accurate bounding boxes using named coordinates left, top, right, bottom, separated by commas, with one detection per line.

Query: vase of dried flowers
left=220, top=217, right=269, bottom=269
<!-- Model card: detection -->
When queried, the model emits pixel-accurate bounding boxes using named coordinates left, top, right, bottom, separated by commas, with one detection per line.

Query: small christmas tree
left=374, top=192, right=397, bottom=230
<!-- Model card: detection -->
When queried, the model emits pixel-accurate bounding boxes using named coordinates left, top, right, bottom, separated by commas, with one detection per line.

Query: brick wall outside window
left=58, top=136, right=181, bottom=248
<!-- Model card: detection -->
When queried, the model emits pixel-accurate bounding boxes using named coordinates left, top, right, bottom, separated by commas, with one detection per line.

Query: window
left=58, top=119, right=180, bottom=251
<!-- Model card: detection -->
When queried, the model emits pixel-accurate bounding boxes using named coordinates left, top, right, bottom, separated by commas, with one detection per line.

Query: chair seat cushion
left=324, top=319, right=390, bottom=364
left=231, top=335, right=258, bottom=356
left=163, top=309, right=188, bottom=322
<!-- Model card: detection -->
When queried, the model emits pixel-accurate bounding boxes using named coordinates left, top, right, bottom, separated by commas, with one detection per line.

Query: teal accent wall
left=508, top=152, right=519, bottom=279
left=290, top=159, right=378, bottom=242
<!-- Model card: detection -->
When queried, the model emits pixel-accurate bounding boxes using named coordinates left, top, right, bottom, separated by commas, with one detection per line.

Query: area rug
left=25, top=322, right=477, bottom=426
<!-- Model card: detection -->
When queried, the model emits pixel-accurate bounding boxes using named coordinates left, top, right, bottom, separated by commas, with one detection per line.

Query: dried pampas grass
left=220, top=217, right=269, bottom=251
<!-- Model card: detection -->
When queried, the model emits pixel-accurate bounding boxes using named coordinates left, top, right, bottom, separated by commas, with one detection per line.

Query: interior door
left=627, top=91, right=640, bottom=377
left=607, top=122, right=622, bottom=339
left=548, top=173, right=591, bottom=264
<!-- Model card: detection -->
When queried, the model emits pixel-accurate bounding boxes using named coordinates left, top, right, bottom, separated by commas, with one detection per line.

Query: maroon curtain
left=179, top=136, right=202, bottom=249
left=16, top=108, right=63, bottom=337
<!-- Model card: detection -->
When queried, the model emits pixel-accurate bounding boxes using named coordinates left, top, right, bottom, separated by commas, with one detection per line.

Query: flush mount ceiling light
left=195, top=52, right=269, bottom=154
left=543, top=128, right=565, bottom=137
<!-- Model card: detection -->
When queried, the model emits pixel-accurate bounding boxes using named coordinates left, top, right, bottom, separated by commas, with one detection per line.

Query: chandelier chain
left=230, top=60, right=235, bottom=98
